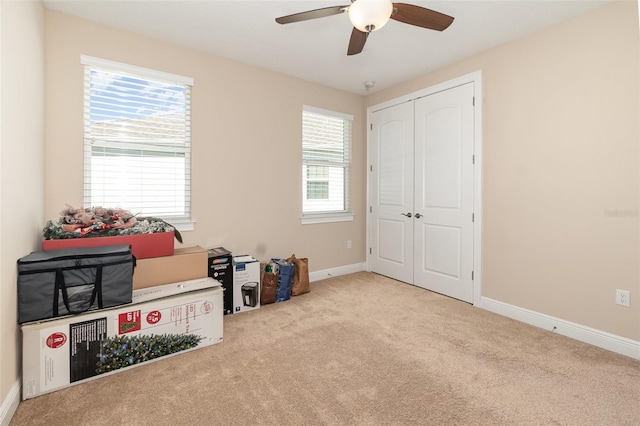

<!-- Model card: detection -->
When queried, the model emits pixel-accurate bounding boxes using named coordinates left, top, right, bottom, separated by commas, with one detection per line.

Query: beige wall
left=368, top=1, right=640, bottom=340
left=0, top=0, right=45, bottom=414
left=45, top=10, right=366, bottom=272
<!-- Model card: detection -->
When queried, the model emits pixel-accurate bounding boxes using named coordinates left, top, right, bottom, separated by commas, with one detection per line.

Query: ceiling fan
left=275, top=0, right=454, bottom=56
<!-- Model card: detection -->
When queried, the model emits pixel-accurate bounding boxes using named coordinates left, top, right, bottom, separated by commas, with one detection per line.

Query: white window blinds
left=82, top=56, right=193, bottom=223
left=302, top=106, right=352, bottom=215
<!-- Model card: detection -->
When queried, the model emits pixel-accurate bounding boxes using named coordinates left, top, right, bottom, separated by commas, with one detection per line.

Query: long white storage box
left=132, top=276, right=220, bottom=304
left=22, top=284, right=223, bottom=400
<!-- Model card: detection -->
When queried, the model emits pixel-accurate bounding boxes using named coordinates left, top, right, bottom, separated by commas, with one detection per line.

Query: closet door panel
left=414, top=83, right=474, bottom=302
left=370, top=101, right=414, bottom=284
left=422, top=106, right=461, bottom=210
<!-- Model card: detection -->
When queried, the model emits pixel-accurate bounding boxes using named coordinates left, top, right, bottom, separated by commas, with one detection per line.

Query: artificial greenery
left=95, top=333, right=203, bottom=374
left=43, top=205, right=183, bottom=243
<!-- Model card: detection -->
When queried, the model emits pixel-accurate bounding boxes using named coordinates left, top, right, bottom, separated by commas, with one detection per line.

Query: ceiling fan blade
left=391, top=3, right=454, bottom=31
left=276, top=6, right=349, bottom=25
left=347, top=28, right=368, bottom=56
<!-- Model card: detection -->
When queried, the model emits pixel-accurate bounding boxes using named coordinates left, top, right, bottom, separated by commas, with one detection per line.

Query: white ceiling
left=43, top=0, right=611, bottom=95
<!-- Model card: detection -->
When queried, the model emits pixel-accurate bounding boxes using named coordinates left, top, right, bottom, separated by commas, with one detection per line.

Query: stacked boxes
left=22, top=244, right=223, bottom=400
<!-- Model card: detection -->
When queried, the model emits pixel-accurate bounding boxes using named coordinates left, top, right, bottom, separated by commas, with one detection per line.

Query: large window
left=302, top=106, right=353, bottom=223
left=82, top=56, right=193, bottom=228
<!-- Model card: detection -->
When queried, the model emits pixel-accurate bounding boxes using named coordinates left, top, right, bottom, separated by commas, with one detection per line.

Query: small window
left=81, top=56, right=194, bottom=228
left=306, top=166, right=329, bottom=199
left=302, top=106, right=353, bottom=223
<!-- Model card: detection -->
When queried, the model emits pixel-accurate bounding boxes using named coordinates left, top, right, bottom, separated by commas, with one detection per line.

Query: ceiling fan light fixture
left=348, top=0, right=393, bottom=33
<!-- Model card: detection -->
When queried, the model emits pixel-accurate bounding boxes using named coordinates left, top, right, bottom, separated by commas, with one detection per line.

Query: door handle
left=414, top=213, right=423, bottom=219
left=401, top=212, right=412, bottom=218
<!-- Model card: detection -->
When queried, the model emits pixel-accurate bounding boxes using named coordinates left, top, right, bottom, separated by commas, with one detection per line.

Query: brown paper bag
left=260, top=262, right=277, bottom=305
left=288, top=254, right=310, bottom=296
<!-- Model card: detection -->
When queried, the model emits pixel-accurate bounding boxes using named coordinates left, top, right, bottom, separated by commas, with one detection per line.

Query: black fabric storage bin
left=17, top=245, right=135, bottom=324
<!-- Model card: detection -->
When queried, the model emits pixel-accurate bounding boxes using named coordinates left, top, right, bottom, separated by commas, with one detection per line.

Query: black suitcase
left=17, top=245, right=135, bottom=323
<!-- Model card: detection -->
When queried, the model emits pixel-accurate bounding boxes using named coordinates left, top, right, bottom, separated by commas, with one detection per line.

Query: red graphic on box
left=118, top=310, right=142, bottom=334
left=201, top=301, right=213, bottom=315
left=146, top=310, right=162, bottom=325
left=46, top=332, right=67, bottom=349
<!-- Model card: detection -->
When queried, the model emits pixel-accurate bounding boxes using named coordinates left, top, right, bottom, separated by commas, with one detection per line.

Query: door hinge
left=369, top=248, right=372, bottom=255
left=370, top=123, right=373, bottom=131
left=370, top=206, right=372, bottom=213
left=472, top=97, right=475, bottom=106
left=370, top=165, right=373, bottom=172
left=472, top=213, right=474, bottom=222
left=472, top=271, right=474, bottom=280
left=472, top=154, right=475, bottom=164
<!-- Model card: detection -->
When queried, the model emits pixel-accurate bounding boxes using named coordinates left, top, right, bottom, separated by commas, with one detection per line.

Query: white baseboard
left=0, top=378, right=21, bottom=426
left=309, top=262, right=366, bottom=283
left=478, top=296, right=640, bottom=360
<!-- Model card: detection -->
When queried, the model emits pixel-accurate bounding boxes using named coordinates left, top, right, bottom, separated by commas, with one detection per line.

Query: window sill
left=301, top=213, right=354, bottom=225
left=172, top=221, right=195, bottom=232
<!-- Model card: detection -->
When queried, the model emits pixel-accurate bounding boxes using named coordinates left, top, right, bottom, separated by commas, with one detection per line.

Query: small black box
left=207, top=247, right=233, bottom=315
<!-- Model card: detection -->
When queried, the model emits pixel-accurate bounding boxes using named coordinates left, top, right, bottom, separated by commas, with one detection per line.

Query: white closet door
left=413, top=83, right=475, bottom=302
left=370, top=101, right=415, bottom=283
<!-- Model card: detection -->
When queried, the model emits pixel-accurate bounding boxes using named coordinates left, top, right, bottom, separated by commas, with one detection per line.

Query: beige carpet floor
left=10, top=272, right=640, bottom=425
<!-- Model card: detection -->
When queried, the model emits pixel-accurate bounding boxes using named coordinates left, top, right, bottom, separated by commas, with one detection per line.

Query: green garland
left=95, top=334, right=203, bottom=374
left=43, top=217, right=183, bottom=243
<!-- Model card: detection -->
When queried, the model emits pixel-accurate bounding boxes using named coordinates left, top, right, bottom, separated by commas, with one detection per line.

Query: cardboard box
left=42, top=231, right=174, bottom=260
left=233, top=255, right=260, bottom=313
left=207, top=247, right=233, bottom=315
left=22, top=286, right=223, bottom=400
left=133, top=246, right=208, bottom=290
left=132, top=277, right=221, bottom=304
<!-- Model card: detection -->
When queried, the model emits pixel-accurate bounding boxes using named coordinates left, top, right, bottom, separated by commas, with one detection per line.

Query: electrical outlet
left=347, top=240, right=352, bottom=249
left=615, top=289, right=630, bottom=307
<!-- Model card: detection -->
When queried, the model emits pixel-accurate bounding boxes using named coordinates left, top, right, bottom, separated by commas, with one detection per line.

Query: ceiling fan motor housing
left=348, top=0, right=394, bottom=33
